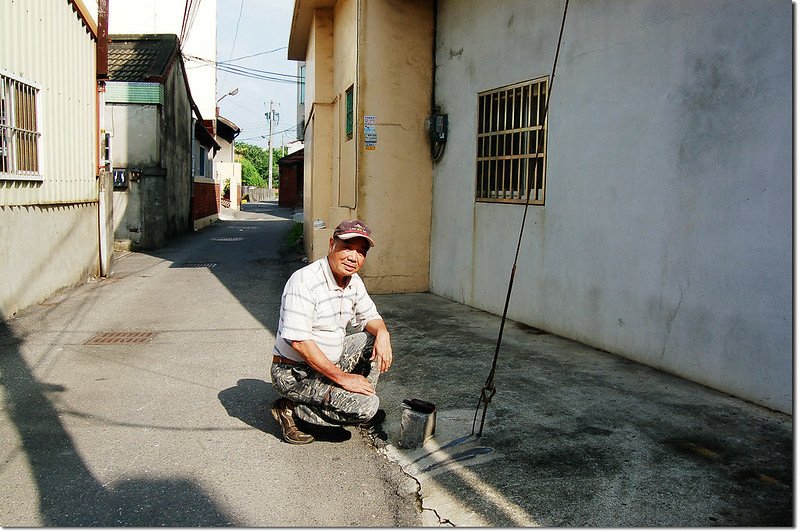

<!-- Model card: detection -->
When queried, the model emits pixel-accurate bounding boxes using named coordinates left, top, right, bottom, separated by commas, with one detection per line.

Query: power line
left=183, top=53, right=301, bottom=83
left=228, top=46, right=287, bottom=62
left=184, top=53, right=301, bottom=78
left=180, top=0, right=201, bottom=44
left=238, top=123, right=299, bottom=142
left=221, top=0, right=246, bottom=88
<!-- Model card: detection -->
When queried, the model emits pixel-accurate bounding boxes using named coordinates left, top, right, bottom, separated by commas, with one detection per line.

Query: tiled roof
left=107, top=34, right=180, bottom=82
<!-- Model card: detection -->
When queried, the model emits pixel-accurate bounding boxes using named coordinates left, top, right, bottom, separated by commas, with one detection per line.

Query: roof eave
left=287, top=0, right=336, bottom=61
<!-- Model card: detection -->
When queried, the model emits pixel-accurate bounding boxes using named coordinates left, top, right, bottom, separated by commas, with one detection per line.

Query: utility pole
left=266, top=100, right=279, bottom=200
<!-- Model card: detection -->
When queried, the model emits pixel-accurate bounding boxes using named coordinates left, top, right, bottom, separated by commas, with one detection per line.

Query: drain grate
left=175, top=262, right=218, bottom=269
left=84, top=331, right=158, bottom=345
left=211, top=237, right=243, bottom=242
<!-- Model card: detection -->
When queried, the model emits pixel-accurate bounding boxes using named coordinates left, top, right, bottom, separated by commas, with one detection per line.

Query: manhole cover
left=84, top=332, right=158, bottom=345
left=211, top=237, right=243, bottom=242
left=175, top=262, right=218, bottom=268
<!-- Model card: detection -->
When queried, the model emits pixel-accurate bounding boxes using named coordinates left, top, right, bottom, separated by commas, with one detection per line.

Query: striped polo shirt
left=273, top=256, right=381, bottom=363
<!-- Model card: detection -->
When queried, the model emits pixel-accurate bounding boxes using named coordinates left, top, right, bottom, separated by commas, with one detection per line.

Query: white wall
left=430, top=0, right=792, bottom=413
left=108, top=0, right=217, bottom=119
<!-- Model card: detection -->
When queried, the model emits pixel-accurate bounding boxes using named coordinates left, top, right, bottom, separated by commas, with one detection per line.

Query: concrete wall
left=429, top=0, right=792, bottom=413
left=108, top=63, right=193, bottom=250
left=213, top=136, right=235, bottom=166
left=0, top=205, right=100, bottom=318
left=109, top=104, right=160, bottom=248
left=357, top=0, right=433, bottom=293
left=161, top=62, right=194, bottom=241
left=217, top=162, right=241, bottom=210
left=302, top=9, right=335, bottom=259
left=297, top=0, right=433, bottom=294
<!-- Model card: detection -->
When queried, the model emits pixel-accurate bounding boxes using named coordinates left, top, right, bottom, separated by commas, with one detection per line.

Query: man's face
left=328, top=236, right=370, bottom=281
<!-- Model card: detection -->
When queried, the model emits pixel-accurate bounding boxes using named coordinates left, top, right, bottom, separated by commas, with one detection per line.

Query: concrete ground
left=0, top=201, right=792, bottom=527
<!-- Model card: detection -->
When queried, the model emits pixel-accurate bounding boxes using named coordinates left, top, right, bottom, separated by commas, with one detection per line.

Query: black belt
left=272, top=355, right=302, bottom=365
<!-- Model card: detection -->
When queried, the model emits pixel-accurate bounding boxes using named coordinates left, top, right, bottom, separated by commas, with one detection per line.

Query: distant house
left=192, top=116, right=222, bottom=229
left=106, top=33, right=218, bottom=250
left=277, top=148, right=303, bottom=208
left=197, top=114, right=240, bottom=225
left=1, top=1, right=100, bottom=318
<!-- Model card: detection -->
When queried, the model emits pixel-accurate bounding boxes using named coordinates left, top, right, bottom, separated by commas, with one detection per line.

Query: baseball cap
left=333, top=220, right=375, bottom=247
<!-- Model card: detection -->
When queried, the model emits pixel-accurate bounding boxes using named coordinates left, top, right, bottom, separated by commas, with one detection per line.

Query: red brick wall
left=192, top=182, right=220, bottom=221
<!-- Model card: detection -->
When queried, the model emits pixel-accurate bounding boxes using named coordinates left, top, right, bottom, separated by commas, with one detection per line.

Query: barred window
left=476, top=77, right=547, bottom=204
left=0, top=73, right=41, bottom=179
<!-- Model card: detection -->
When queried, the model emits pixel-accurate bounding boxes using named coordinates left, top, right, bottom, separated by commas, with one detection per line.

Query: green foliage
left=235, top=142, right=287, bottom=188
left=285, top=222, right=304, bottom=254
left=240, top=157, right=266, bottom=187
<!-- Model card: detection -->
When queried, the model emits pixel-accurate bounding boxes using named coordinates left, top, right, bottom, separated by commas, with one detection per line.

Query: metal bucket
left=398, top=399, right=436, bottom=449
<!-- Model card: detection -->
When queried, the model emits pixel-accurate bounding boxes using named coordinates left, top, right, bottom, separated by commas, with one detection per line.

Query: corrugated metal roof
left=107, top=34, right=179, bottom=82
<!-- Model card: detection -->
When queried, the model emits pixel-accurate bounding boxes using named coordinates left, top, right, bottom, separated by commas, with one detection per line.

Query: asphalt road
left=0, top=202, right=421, bottom=527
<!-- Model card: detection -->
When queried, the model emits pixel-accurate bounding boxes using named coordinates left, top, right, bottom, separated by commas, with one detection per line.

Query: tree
left=240, top=157, right=266, bottom=187
left=235, top=142, right=287, bottom=188
left=235, top=143, right=270, bottom=183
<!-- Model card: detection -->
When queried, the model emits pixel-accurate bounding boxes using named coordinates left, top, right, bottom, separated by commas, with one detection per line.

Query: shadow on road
left=0, top=319, right=237, bottom=526
left=218, top=378, right=353, bottom=443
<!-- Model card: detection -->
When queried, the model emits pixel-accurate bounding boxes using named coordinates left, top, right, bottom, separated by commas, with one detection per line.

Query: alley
left=0, top=201, right=792, bottom=527
left=0, top=202, right=420, bottom=527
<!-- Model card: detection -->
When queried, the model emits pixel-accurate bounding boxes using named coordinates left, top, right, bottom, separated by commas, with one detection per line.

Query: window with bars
left=0, top=73, right=41, bottom=179
left=476, top=77, right=548, bottom=204
left=345, top=85, right=354, bottom=139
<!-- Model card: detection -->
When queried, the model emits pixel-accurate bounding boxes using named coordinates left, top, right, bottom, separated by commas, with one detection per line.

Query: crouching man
left=270, top=220, right=393, bottom=444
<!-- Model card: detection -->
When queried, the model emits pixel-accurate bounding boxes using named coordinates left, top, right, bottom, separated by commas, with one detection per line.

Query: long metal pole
left=473, top=0, right=570, bottom=437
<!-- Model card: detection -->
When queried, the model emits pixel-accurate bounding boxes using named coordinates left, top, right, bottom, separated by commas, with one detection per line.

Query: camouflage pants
left=270, top=332, right=380, bottom=427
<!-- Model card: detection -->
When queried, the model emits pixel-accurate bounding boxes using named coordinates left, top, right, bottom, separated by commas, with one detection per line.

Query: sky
left=214, top=0, right=299, bottom=150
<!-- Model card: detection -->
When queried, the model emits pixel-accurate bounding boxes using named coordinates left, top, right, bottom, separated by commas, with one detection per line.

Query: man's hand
left=336, top=373, right=375, bottom=396
left=367, top=321, right=393, bottom=373
left=291, top=339, right=376, bottom=396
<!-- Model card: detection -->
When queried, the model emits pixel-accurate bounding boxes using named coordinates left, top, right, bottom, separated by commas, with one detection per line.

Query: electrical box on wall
left=427, top=114, right=448, bottom=143
left=426, top=114, right=448, bottom=162
left=113, top=169, right=128, bottom=190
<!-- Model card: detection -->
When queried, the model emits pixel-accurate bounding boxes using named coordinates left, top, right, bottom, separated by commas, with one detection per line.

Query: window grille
left=345, top=85, right=354, bottom=139
left=0, top=73, right=41, bottom=179
left=476, top=77, right=548, bottom=204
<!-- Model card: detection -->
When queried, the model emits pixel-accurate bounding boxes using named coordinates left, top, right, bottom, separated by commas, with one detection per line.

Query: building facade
left=0, top=1, right=100, bottom=318
left=428, top=0, right=792, bottom=413
left=106, top=34, right=204, bottom=250
left=288, top=0, right=435, bottom=293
